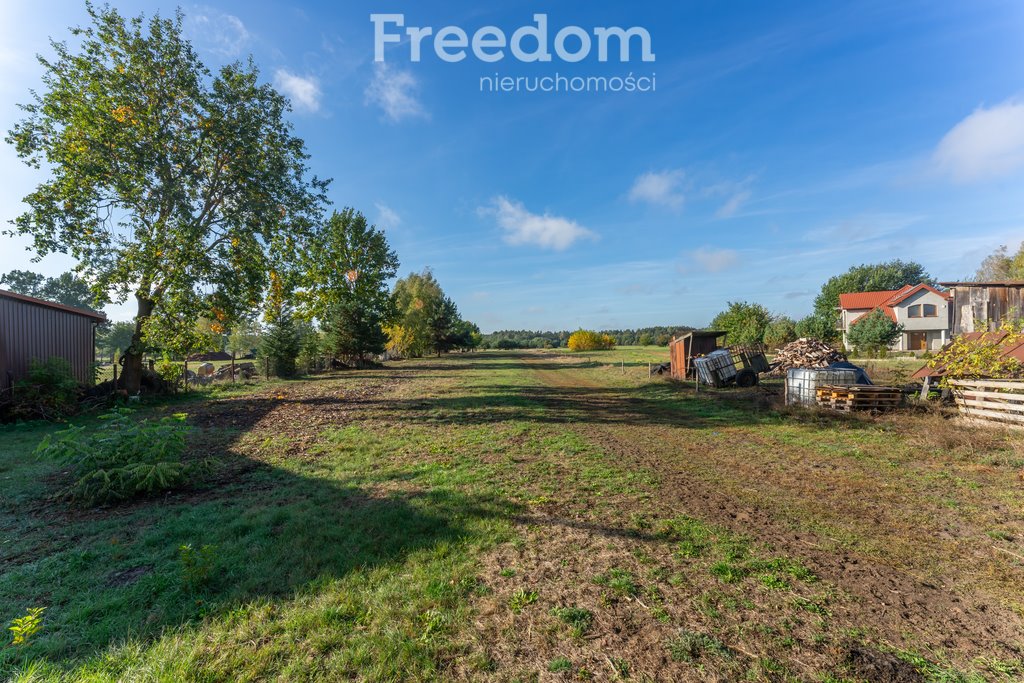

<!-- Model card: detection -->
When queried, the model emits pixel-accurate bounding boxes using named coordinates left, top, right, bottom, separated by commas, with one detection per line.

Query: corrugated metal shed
left=940, top=281, right=1024, bottom=334
left=0, top=288, right=107, bottom=389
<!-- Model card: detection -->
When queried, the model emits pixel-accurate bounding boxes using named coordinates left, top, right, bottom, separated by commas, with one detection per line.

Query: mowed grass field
left=2, top=348, right=1023, bottom=681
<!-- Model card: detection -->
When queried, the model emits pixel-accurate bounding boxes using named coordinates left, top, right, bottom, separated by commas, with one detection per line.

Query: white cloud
left=375, top=202, right=401, bottom=230
left=482, top=196, right=594, bottom=251
left=186, top=8, right=251, bottom=58
left=715, top=190, right=752, bottom=218
left=365, top=63, right=427, bottom=122
left=934, top=100, right=1024, bottom=182
left=274, top=69, right=322, bottom=113
left=803, top=213, right=922, bottom=244
left=628, top=169, right=685, bottom=209
left=691, top=247, right=739, bottom=273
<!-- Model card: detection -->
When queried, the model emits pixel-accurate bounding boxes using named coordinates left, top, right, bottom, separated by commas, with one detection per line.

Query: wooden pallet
left=815, top=385, right=903, bottom=412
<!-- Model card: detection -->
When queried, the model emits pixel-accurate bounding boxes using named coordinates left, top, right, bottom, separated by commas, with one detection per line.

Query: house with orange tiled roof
left=838, top=283, right=952, bottom=352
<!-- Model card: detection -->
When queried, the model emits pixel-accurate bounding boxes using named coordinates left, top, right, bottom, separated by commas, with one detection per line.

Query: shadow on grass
left=0, top=389, right=519, bottom=675
left=240, top=380, right=877, bottom=432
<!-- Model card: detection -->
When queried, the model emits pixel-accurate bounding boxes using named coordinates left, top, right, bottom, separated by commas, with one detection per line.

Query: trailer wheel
left=735, top=369, right=759, bottom=387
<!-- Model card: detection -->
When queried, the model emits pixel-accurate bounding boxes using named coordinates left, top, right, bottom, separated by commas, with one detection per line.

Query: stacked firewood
left=769, top=338, right=846, bottom=376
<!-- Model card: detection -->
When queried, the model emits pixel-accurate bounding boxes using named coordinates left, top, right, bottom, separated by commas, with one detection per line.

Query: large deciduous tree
left=390, top=269, right=444, bottom=358
left=389, top=269, right=474, bottom=358
left=5, top=5, right=328, bottom=392
left=763, top=316, right=798, bottom=350
left=97, top=320, right=136, bottom=363
left=974, top=242, right=1024, bottom=281
left=709, top=301, right=772, bottom=345
left=1, top=269, right=96, bottom=310
left=810, top=260, right=932, bottom=341
left=299, top=208, right=399, bottom=362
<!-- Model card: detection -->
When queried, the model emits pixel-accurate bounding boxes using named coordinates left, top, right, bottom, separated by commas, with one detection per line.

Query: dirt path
left=523, top=354, right=1024, bottom=668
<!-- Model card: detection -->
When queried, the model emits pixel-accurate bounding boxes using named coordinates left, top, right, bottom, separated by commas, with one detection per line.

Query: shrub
left=795, top=314, right=834, bottom=341
left=847, top=309, right=902, bottom=355
left=155, top=355, right=183, bottom=388
left=179, top=543, right=218, bottom=591
left=8, top=607, right=45, bottom=646
left=35, top=408, right=205, bottom=505
left=567, top=330, right=615, bottom=352
left=10, top=358, right=80, bottom=420
left=764, top=317, right=798, bottom=350
left=928, top=323, right=1024, bottom=387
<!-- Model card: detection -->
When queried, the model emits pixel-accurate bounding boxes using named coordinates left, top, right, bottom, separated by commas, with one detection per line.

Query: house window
left=922, top=303, right=937, bottom=317
left=908, top=305, right=921, bottom=318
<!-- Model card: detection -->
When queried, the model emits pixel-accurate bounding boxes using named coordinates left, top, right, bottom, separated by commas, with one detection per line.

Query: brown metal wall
left=0, top=296, right=98, bottom=389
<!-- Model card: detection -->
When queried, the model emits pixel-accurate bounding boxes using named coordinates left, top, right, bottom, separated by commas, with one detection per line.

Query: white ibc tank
left=785, top=368, right=858, bottom=406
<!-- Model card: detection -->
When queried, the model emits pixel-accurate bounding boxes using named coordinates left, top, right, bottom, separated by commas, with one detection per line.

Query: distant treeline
left=480, top=326, right=695, bottom=349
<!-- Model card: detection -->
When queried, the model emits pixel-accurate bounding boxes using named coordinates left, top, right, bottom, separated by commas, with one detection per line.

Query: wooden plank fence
left=950, top=380, right=1024, bottom=426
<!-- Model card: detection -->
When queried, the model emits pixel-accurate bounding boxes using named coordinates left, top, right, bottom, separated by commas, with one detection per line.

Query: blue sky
left=1, top=1, right=1023, bottom=331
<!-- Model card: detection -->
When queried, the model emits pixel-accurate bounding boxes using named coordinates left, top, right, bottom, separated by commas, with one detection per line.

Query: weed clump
left=550, top=606, right=594, bottom=637
left=508, top=588, right=539, bottom=613
left=548, top=657, right=572, bottom=672
left=593, top=568, right=639, bottom=597
left=667, top=629, right=731, bottom=662
left=657, top=516, right=713, bottom=558
left=179, top=543, right=217, bottom=592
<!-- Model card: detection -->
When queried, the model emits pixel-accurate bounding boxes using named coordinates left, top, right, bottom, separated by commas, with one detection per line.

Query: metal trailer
left=693, top=344, right=770, bottom=388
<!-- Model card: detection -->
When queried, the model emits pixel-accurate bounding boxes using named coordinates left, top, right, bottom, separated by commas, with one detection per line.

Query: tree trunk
left=119, top=294, right=155, bottom=394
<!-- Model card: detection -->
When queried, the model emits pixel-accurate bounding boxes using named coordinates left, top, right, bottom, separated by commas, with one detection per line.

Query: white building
left=838, top=284, right=951, bottom=352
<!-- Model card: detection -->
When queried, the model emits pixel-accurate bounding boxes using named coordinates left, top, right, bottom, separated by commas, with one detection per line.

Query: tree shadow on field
left=378, top=352, right=875, bottom=432
left=0, top=388, right=518, bottom=675
left=278, top=380, right=874, bottom=433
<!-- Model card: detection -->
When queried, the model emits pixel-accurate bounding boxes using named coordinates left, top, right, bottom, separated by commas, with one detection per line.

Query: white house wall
left=893, top=289, right=949, bottom=331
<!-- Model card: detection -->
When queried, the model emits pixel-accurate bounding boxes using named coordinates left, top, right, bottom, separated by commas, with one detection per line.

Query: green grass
left=0, top=356, right=670, bottom=680
left=547, top=656, right=572, bottom=672
left=2, top=421, right=517, bottom=679
left=1, top=350, right=1016, bottom=681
